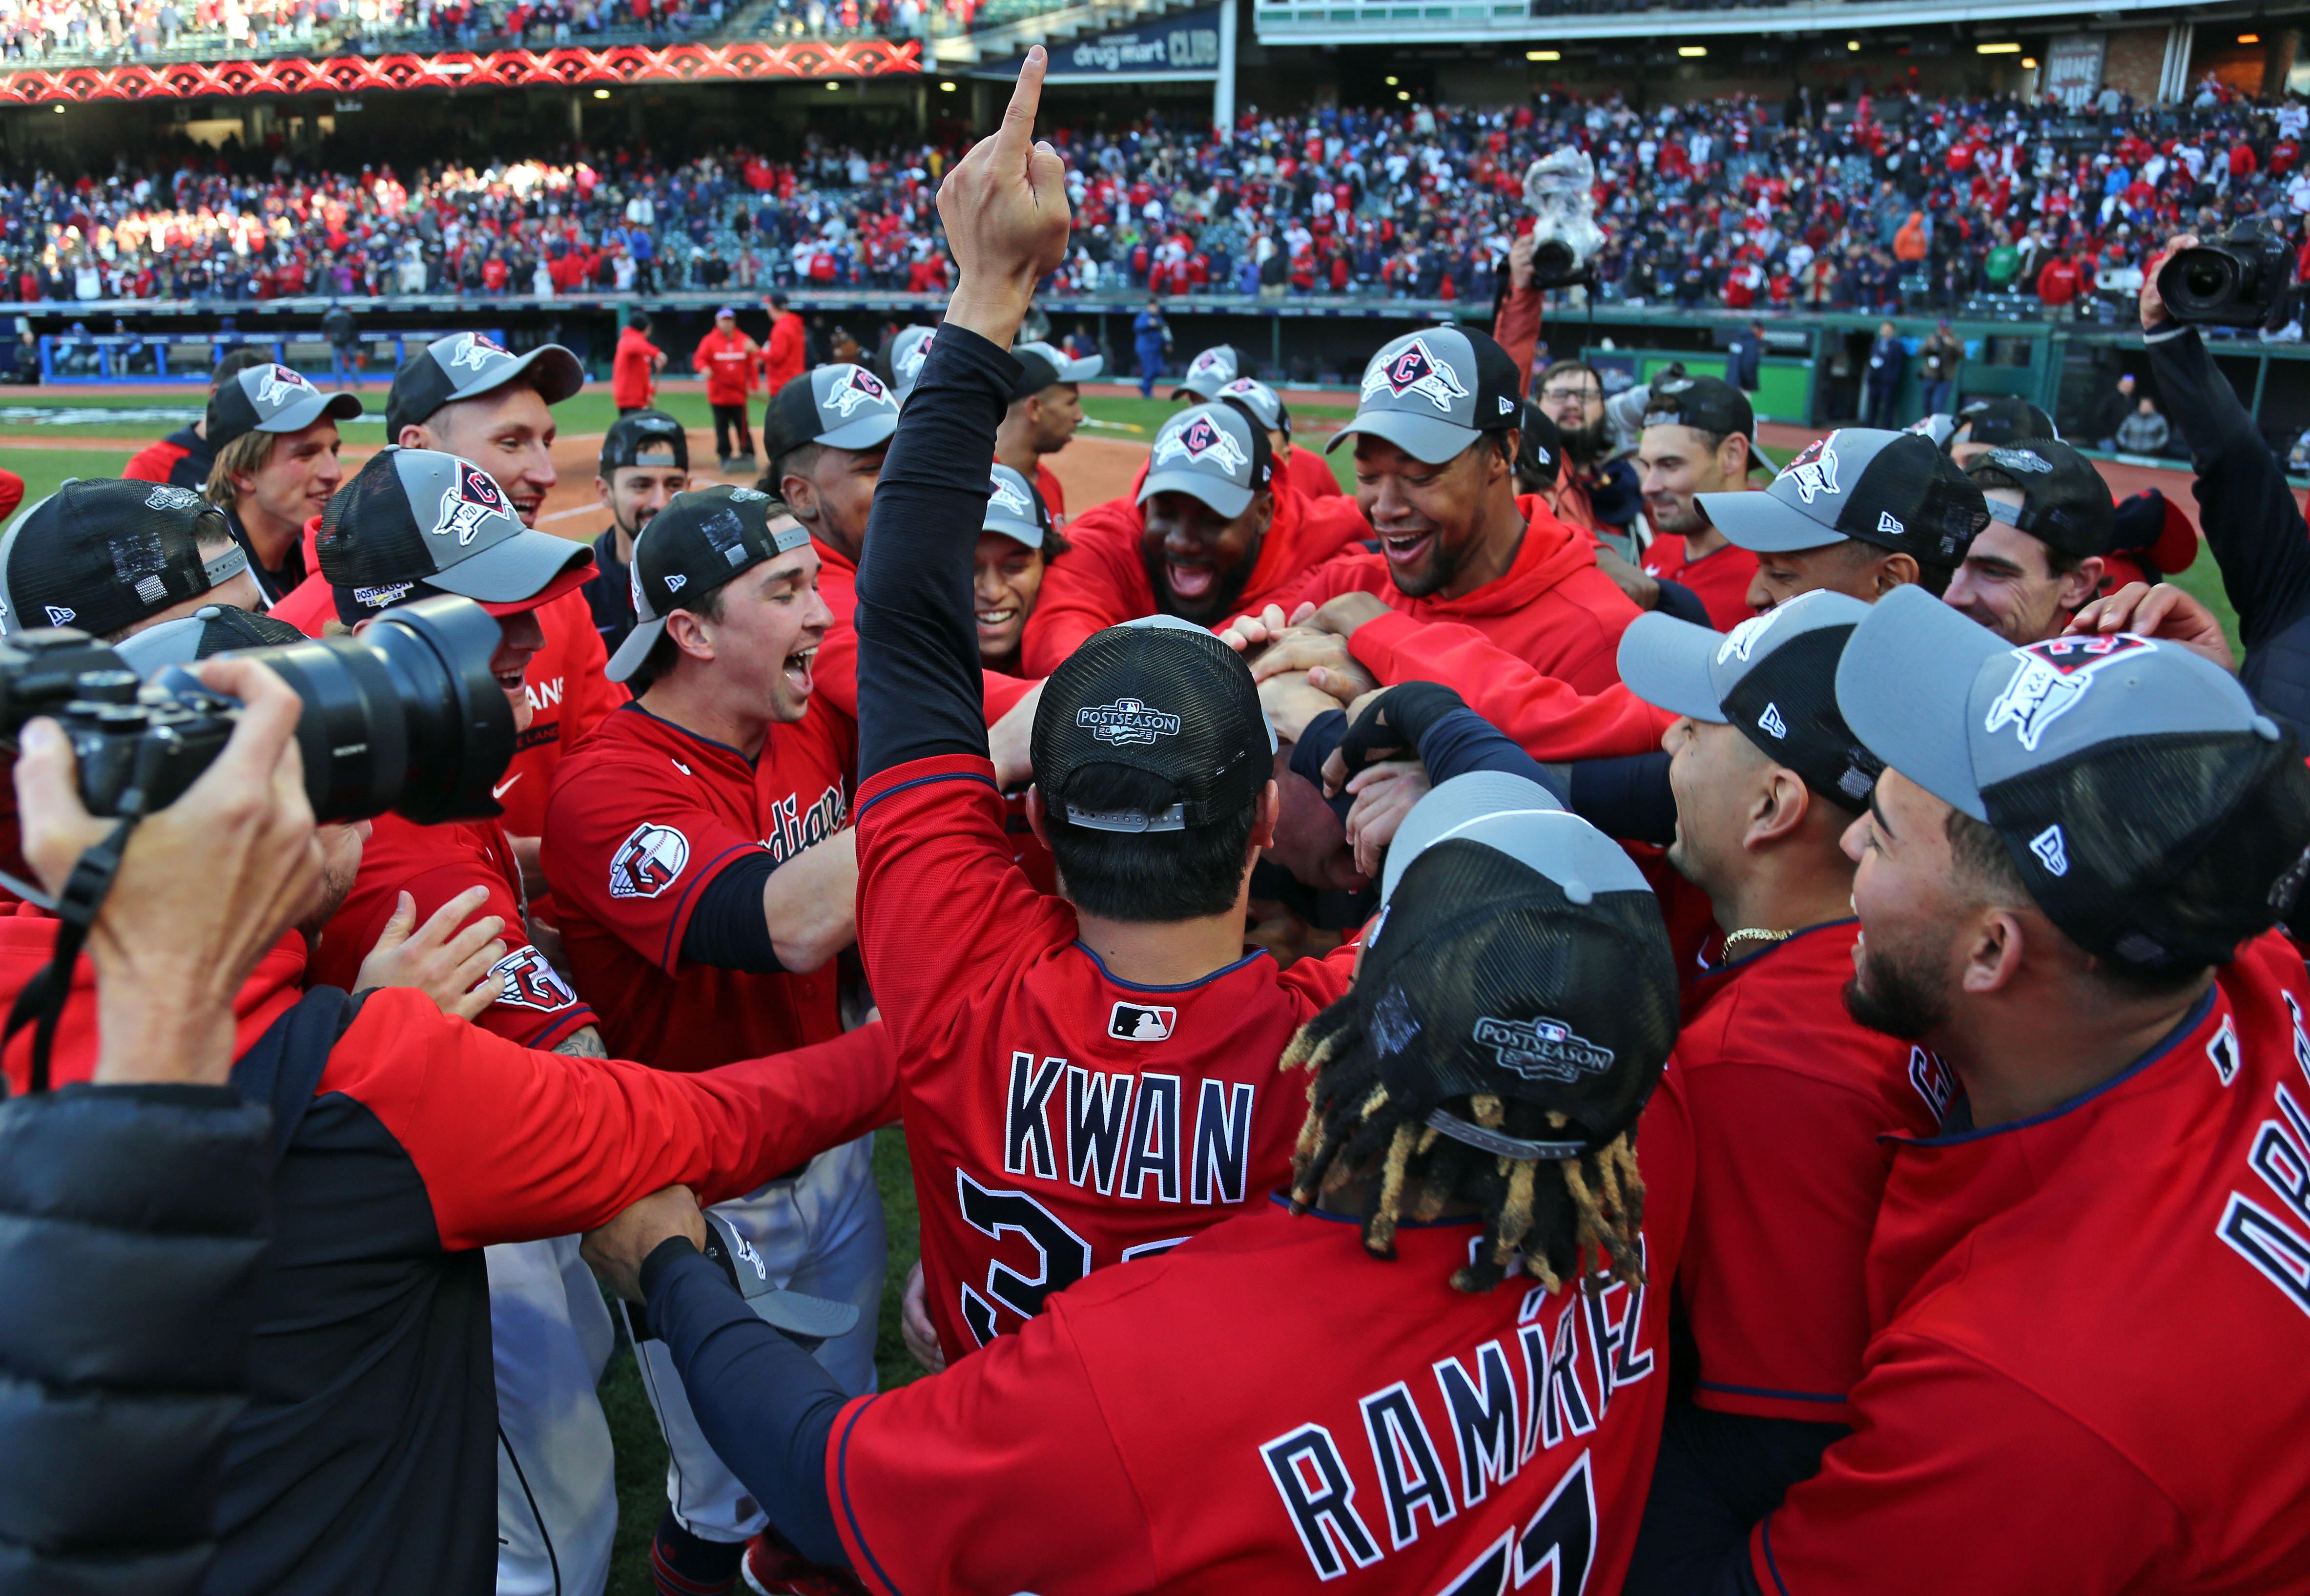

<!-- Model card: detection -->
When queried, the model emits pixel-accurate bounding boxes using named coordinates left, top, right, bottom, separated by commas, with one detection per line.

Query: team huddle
left=9, top=53, right=2310, bottom=1596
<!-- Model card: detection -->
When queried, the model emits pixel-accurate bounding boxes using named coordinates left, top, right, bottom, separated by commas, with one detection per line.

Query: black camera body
left=2157, top=226, right=2296, bottom=330
left=0, top=595, right=516, bottom=823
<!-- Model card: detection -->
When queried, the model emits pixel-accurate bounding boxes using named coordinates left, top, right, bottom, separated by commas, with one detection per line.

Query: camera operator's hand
left=581, top=1183, right=708, bottom=1305
left=1508, top=231, right=1536, bottom=293
left=2068, top=580, right=2236, bottom=671
left=354, top=885, right=509, bottom=1022
left=14, top=657, right=323, bottom=1088
left=937, top=46, right=1071, bottom=350
left=2140, top=233, right=2198, bottom=332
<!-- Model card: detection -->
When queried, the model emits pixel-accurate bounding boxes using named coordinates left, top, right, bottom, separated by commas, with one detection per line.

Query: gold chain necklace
left=1720, top=926, right=1796, bottom=956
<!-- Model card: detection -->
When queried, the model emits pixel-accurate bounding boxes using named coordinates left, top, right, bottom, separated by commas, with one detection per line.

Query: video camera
left=0, top=595, right=515, bottom=822
left=2156, top=224, right=2295, bottom=330
left=1523, top=147, right=1608, bottom=289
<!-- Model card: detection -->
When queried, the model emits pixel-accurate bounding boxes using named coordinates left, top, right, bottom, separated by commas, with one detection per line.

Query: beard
left=1144, top=540, right=1261, bottom=627
left=1841, top=932, right=1953, bottom=1041
left=1562, top=415, right=1613, bottom=467
left=1646, top=493, right=1707, bottom=537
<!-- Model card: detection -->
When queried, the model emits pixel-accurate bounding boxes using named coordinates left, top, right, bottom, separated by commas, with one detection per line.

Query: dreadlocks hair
left=1279, top=1002, right=1646, bottom=1298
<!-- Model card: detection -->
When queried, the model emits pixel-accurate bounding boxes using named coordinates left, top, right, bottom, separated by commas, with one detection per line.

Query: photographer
left=0, top=626, right=901, bottom=1596
left=0, top=658, right=317, bottom=1596
left=2138, top=232, right=2310, bottom=743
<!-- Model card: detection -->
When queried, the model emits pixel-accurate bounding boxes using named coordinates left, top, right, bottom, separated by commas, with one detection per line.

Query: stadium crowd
left=11, top=44, right=2310, bottom=1596
left=13, top=78, right=2310, bottom=317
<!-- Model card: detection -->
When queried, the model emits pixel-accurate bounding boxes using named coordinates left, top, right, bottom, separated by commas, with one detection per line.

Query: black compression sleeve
left=1413, top=706, right=1568, bottom=801
left=1623, top=1401, right=1844, bottom=1596
left=1652, top=579, right=1712, bottom=629
left=854, top=323, right=1019, bottom=781
left=679, top=853, right=784, bottom=973
left=646, top=1244, right=852, bottom=1570
left=1567, top=752, right=1678, bottom=845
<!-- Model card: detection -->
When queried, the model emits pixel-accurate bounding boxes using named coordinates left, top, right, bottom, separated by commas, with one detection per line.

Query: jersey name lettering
left=1000, top=1051, right=1258, bottom=1207
left=1259, top=1262, right=1650, bottom=1581
left=2219, top=989, right=2310, bottom=1319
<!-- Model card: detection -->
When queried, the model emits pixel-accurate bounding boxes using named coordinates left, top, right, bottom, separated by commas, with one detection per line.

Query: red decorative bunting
left=0, top=38, right=921, bottom=103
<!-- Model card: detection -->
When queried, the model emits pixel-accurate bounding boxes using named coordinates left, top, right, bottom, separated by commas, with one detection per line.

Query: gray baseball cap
left=1377, top=770, right=1567, bottom=906
left=983, top=463, right=1050, bottom=551
left=700, top=1210, right=860, bottom=1352
left=1835, top=586, right=2310, bottom=977
left=1215, top=375, right=1290, bottom=439
left=1173, top=344, right=1249, bottom=401
left=1016, top=339, right=1102, bottom=384
left=318, top=447, right=594, bottom=622
left=765, top=363, right=900, bottom=456
left=1137, top=404, right=1276, bottom=519
left=1327, top=327, right=1524, bottom=466
left=1699, top=428, right=1988, bottom=568
left=206, top=361, right=363, bottom=450
left=384, top=332, right=583, bottom=439
left=1618, top=589, right=1883, bottom=811
left=887, top=326, right=936, bottom=403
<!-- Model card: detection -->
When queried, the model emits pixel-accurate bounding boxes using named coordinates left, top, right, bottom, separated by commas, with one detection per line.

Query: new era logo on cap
left=1368, top=335, right=1471, bottom=412
left=1702, top=428, right=1986, bottom=564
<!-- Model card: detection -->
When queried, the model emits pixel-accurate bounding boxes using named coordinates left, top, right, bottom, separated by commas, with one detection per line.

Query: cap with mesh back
left=113, top=603, right=309, bottom=674
left=1015, top=339, right=1102, bottom=386
left=1327, top=327, right=1524, bottom=465
left=1341, top=800, right=1678, bottom=1162
left=1952, top=396, right=2059, bottom=451
left=1032, top=614, right=1275, bottom=834
left=1966, top=438, right=2112, bottom=559
left=1617, top=589, right=1883, bottom=812
left=599, top=410, right=690, bottom=478
left=1835, top=586, right=2310, bottom=978
left=319, top=447, right=593, bottom=624
left=887, top=326, right=937, bottom=403
left=1699, top=428, right=1988, bottom=568
left=1215, top=376, right=1291, bottom=441
left=983, top=464, right=1050, bottom=551
left=1517, top=398, right=1563, bottom=486
left=1642, top=373, right=1776, bottom=469
left=606, top=485, right=810, bottom=683
left=1137, top=405, right=1275, bottom=519
left=384, top=332, right=584, bottom=440
left=205, top=362, right=363, bottom=451
left=0, top=479, right=251, bottom=638
left=764, top=364, right=901, bottom=462
left=1173, top=344, right=1250, bottom=401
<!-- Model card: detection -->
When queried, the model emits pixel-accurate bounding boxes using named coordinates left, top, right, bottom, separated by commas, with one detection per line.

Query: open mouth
left=975, top=606, right=1019, bottom=629
left=494, top=669, right=527, bottom=693
left=511, top=495, right=543, bottom=525
left=784, top=646, right=817, bottom=694
left=1379, top=530, right=1435, bottom=568
left=1166, top=561, right=1216, bottom=600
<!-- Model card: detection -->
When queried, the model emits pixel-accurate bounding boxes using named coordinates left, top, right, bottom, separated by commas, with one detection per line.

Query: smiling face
left=782, top=442, right=886, bottom=564
left=1839, top=767, right=1967, bottom=1040
left=1942, top=497, right=2100, bottom=646
left=1140, top=487, right=1273, bottom=624
left=1637, top=421, right=1739, bottom=539
left=672, top=530, right=832, bottom=723
left=410, top=382, right=557, bottom=527
left=236, top=416, right=345, bottom=538
left=1352, top=433, right=1506, bottom=599
left=1663, top=714, right=1770, bottom=898
left=972, top=532, right=1046, bottom=663
left=597, top=460, right=689, bottom=549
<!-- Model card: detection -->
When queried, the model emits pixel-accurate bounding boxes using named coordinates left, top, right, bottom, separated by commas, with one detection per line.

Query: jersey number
left=1429, top=1452, right=1596, bottom=1596
left=954, top=1169, right=1093, bottom=1346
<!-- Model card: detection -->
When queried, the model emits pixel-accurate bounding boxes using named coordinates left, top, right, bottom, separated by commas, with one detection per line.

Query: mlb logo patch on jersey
left=1109, top=1001, right=1177, bottom=1042
left=1366, top=336, right=1469, bottom=412
left=488, top=944, right=579, bottom=1013
left=609, top=821, right=690, bottom=898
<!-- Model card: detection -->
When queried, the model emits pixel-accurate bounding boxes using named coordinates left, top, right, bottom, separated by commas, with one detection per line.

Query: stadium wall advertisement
left=973, top=5, right=1225, bottom=82
left=0, top=38, right=921, bottom=105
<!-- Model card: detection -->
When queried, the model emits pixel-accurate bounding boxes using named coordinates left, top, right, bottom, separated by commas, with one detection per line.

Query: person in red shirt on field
left=1217, top=373, right=1345, bottom=501
left=543, top=484, right=882, bottom=1596
left=1608, top=592, right=1944, bottom=1588
left=1652, top=586, right=2310, bottom=1595
left=1020, top=401, right=1370, bottom=677
left=1634, top=375, right=1766, bottom=630
left=613, top=310, right=667, bottom=414
left=692, top=305, right=763, bottom=473
left=763, top=291, right=806, bottom=394
left=995, top=339, right=1098, bottom=529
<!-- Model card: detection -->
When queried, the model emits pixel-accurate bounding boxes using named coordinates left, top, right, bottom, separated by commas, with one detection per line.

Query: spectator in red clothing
left=612, top=311, right=665, bottom=415
left=2037, top=251, right=2083, bottom=308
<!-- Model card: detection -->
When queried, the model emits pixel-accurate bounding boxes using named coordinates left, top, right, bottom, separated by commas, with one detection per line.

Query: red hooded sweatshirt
left=1022, top=474, right=1371, bottom=678
left=692, top=325, right=762, bottom=407
left=611, top=324, right=662, bottom=410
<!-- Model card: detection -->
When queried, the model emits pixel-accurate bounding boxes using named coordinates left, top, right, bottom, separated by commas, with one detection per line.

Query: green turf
left=3, top=446, right=134, bottom=513
left=2168, top=552, right=2244, bottom=657
left=597, top=1126, right=924, bottom=1595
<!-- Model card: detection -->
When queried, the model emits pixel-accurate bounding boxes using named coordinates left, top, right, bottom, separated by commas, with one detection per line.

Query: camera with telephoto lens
left=2156, top=225, right=2295, bottom=329
left=1523, top=146, right=1608, bottom=290
left=0, top=595, right=515, bottom=822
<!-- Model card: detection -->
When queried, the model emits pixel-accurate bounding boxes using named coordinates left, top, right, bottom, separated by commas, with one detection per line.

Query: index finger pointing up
left=997, top=44, right=1047, bottom=156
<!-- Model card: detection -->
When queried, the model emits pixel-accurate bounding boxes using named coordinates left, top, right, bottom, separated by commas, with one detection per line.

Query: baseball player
left=1218, top=374, right=1347, bottom=501
left=1021, top=402, right=1371, bottom=675
left=196, top=359, right=363, bottom=605
left=579, top=771, right=1695, bottom=1596
left=584, top=410, right=692, bottom=674
left=541, top=484, right=878, bottom=1596
left=1944, top=437, right=2116, bottom=646
left=1632, top=375, right=1765, bottom=630
left=996, top=339, right=1099, bottom=528
left=1674, top=587, right=2310, bottom=1591
left=1609, top=593, right=1945, bottom=1583
left=975, top=462, right=1058, bottom=678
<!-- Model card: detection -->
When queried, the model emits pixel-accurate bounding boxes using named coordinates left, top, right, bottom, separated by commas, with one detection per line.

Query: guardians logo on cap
left=437, top=462, right=513, bottom=546
left=828, top=366, right=890, bottom=418
left=1139, top=405, right=1274, bottom=519
left=1368, top=335, right=1472, bottom=410
left=1783, top=435, right=1842, bottom=502
left=1172, top=344, right=1246, bottom=400
left=1157, top=414, right=1250, bottom=474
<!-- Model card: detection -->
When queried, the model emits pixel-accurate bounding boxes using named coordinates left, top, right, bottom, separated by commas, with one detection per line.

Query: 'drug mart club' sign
left=976, top=5, right=1224, bottom=82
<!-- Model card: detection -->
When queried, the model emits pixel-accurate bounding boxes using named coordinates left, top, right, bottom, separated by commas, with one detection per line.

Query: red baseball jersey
left=854, top=751, right=1357, bottom=1362
left=1752, top=931, right=2310, bottom=1592
left=542, top=701, right=853, bottom=1070
left=1673, top=920, right=1942, bottom=1424
left=1034, top=459, right=1068, bottom=531
left=1640, top=534, right=1758, bottom=632
left=1283, top=442, right=1345, bottom=500
left=308, top=811, right=596, bottom=1051
left=826, top=1071, right=1695, bottom=1596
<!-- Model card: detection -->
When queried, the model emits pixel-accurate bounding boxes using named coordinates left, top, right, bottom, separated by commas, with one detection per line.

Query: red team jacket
left=543, top=701, right=854, bottom=1068
left=825, top=1065, right=1696, bottom=1596
left=693, top=327, right=763, bottom=407
left=612, top=324, right=664, bottom=410
left=764, top=312, right=806, bottom=395
left=1284, top=496, right=1644, bottom=697
left=1672, top=921, right=1940, bottom=1425
left=853, top=749, right=1358, bottom=1362
left=1753, top=931, right=2310, bottom=1592
left=1640, top=534, right=1760, bottom=633
left=1034, top=459, right=1068, bottom=531
left=1022, top=479, right=1373, bottom=678
left=1282, top=443, right=1344, bottom=500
